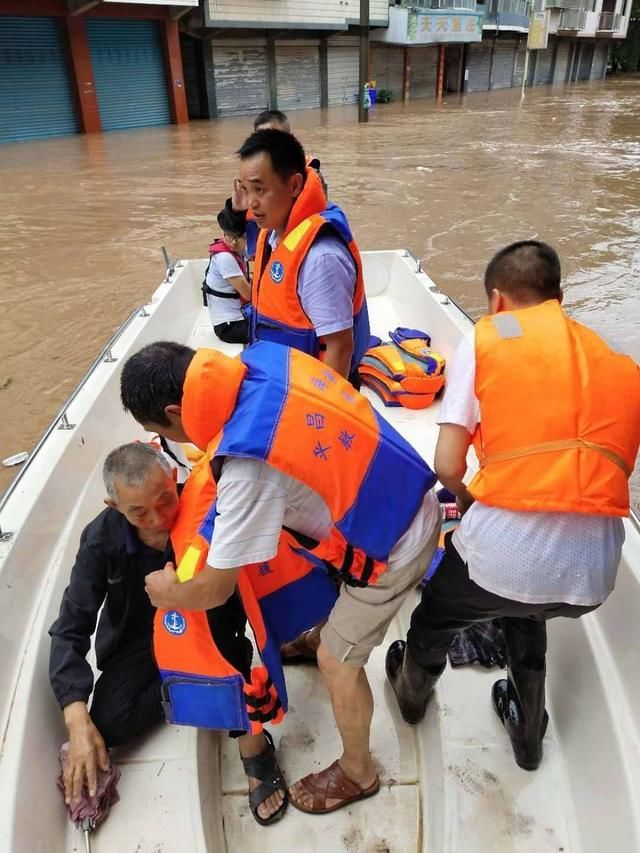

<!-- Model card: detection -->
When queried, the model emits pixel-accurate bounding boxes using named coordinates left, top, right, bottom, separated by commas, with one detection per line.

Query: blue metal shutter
left=86, top=19, right=170, bottom=131
left=0, top=16, right=78, bottom=144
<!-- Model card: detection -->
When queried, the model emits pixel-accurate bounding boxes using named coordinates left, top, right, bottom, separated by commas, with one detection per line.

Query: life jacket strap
left=479, top=437, right=631, bottom=478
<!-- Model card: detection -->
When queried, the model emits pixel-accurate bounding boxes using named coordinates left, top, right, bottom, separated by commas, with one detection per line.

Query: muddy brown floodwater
left=1, top=78, right=639, bottom=508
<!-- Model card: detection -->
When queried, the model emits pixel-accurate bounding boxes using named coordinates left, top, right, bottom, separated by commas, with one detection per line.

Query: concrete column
left=161, top=18, right=188, bottom=125
left=320, top=38, right=329, bottom=109
left=63, top=15, right=101, bottom=133
left=402, top=47, right=411, bottom=102
left=201, top=38, right=218, bottom=119
left=267, top=35, right=278, bottom=109
left=436, top=43, right=446, bottom=100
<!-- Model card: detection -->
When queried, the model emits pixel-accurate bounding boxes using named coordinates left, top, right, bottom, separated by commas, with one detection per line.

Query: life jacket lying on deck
left=360, top=328, right=446, bottom=409
left=201, top=239, right=249, bottom=308
left=249, top=168, right=370, bottom=375
left=154, top=445, right=339, bottom=734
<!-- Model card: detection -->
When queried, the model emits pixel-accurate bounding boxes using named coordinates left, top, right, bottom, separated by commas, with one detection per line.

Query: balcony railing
left=487, top=0, right=530, bottom=15
left=598, top=11, right=623, bottom=29
left=429, top=0, right=478, bottom=9
left=397, top=0, right=479, bottom=9
left=558, top=8, right=587, bottom=27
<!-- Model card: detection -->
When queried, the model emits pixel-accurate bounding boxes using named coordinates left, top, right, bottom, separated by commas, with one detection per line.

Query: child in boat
left=202, top=205, right=251, bottom=345
left=386, top=240, right=640, bottom=771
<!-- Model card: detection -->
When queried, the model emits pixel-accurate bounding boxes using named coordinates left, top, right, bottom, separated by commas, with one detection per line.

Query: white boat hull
left=0, top=251, right=638, bottom=852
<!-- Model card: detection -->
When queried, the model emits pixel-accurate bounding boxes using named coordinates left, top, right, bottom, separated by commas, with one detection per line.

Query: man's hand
left=63, top=702, right=110, bottom=805
left=145, top=562, right=179, bottom=608
left=231, top=177, right=249, bottom=212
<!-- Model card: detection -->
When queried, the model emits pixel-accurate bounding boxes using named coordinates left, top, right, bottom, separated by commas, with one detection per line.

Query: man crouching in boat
left=49, top=443, right=287, bottom=824
left=386, top=240, right=640, bottom=771
left=119, top=340, right=441, bottom=815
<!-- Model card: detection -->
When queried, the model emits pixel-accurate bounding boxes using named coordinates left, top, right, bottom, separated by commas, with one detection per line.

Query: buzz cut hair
left=484, top=240, right=562, bottom=303
left=103, top=442, right=172, bottom=501
left=253, top=109, right=290, bottom=132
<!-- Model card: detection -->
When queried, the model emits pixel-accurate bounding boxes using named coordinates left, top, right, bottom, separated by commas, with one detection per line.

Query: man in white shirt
left=386, top=240, right=640, bottom=771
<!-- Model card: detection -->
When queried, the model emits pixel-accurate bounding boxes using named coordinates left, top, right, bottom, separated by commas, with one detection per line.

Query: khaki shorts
left=320, top=521, right=441, bottom=667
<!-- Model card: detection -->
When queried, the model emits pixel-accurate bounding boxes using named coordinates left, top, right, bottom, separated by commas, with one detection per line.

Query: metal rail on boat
left=0, top=304, right=151, bottom=535
left=1, top=255, right=638, bottom=540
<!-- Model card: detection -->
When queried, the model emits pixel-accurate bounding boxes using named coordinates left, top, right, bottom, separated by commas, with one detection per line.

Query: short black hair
left=484, top=241, right=562, bottom=303
left=120, top=341, right=195, bottom=425
left=253, top=109, right=290, bottom=132
left=237, top=129, right=306, bottom=182
left=217, top=205, right=245, bottom=238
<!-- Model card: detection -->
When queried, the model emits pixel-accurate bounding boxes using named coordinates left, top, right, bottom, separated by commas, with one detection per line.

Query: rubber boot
left=491, top=665, right=549, bottom=771
left=385, top=640, right=445, bottom=725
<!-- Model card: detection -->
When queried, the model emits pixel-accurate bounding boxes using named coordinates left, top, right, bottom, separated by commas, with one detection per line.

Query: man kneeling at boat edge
left=385, top=240, right=640, bottom=771
left=119, top=339, right=441, bottom=816
left=48, top=443, right=289, bottom=826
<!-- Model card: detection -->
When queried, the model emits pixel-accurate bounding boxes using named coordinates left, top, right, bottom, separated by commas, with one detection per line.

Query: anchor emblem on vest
left=270, top=261, right=285, bottom=283
left=163, top=610, right=187, bottom=636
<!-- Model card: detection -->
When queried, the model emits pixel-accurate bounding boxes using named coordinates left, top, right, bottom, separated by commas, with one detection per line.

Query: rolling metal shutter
left=327, top=37, right=359, bottom=105
left=533, top=40, right=554, bottom=86
left=553, top=40, right=571, bottom=84
left=410, top=46, right=438, bottom=99
left=466, top=42, right=492, bottom=92
left=578, top=42, right=594, bottom=80
left=212, top=41, right=268, bottom=118
left=0, top=16, right=78, bottom=143
left=275, top=42, right=320, bottom=111
left=86, top=19, right=170, bottom=131
left=372, top=44, right=404, bottom=99
left=491, top=42, right=517, bottom=89
left=512, top=40, right=527, bottom=88
left=590, top=41, right=608, bottom=80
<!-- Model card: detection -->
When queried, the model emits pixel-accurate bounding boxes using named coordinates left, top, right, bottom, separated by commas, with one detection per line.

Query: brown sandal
left=289, top=760, right=380, bottom=815
left=280, top=625, right=323, bottom=664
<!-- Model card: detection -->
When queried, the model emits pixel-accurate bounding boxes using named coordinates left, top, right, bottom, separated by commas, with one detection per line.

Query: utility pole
left=358, top=0, right=370, bottom=123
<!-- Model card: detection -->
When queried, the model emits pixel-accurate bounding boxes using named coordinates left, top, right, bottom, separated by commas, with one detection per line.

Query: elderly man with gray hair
left=49, top=443, right=252, bottom=812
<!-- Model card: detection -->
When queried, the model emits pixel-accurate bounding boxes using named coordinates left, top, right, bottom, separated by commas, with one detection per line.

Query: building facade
left=0, top=0, right=634, bottom=142
left=0, top=0, right=191, bottom=143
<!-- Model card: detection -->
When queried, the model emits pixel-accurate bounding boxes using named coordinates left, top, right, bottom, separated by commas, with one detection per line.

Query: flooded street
left=1, top=78, right=639, bottom=505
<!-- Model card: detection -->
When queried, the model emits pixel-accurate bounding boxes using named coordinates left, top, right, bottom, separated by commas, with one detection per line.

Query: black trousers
left=214, top=318, right=249, bottom=344
left=90, top=595, right=251, bottom=747
left=407, top=532, right=597, bottom=673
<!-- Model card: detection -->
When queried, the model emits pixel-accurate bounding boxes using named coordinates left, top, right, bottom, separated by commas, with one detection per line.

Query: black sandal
left=240, top=730, right=288, bottom=826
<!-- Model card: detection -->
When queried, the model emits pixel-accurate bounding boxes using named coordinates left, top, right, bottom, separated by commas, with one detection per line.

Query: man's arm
left=226, top=273, right=252, bottom=303
left=298, top=237, right=356, bottom=379
left=321, top=328, right=354, bottom=379
left=145, top=561, right=240, bottom=611
left=434, top=334, right=479, bottom=515
left=434, top=424, right=475, bottom=515
left=49, top=524, right=111, bottom=803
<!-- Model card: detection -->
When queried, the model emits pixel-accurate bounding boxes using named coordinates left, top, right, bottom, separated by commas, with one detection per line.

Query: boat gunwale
left=1, top=253, right=638, bottom=536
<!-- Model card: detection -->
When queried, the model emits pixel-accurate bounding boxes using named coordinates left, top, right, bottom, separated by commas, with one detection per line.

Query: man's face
left=109, top=465, right=179, bottom=534
left=139, top=407, right=189, bottom=444
left=238, top=152, right=303, bottom=234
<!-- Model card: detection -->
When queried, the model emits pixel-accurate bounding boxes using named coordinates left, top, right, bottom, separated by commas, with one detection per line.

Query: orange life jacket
left=181, top=343, right=436, bottom=566
left=250, top=167, right=370, bottom=374
left=154, top=444, right=339, bottom=733
left=469, top=300, right=640, bottom=515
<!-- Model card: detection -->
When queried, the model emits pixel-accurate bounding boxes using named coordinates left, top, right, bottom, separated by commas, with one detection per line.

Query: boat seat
left=188, top=307, right=245, bottom=356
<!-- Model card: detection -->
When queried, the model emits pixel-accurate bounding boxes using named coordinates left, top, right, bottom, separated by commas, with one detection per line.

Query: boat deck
left=1, top=253, right=638, bottom=853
